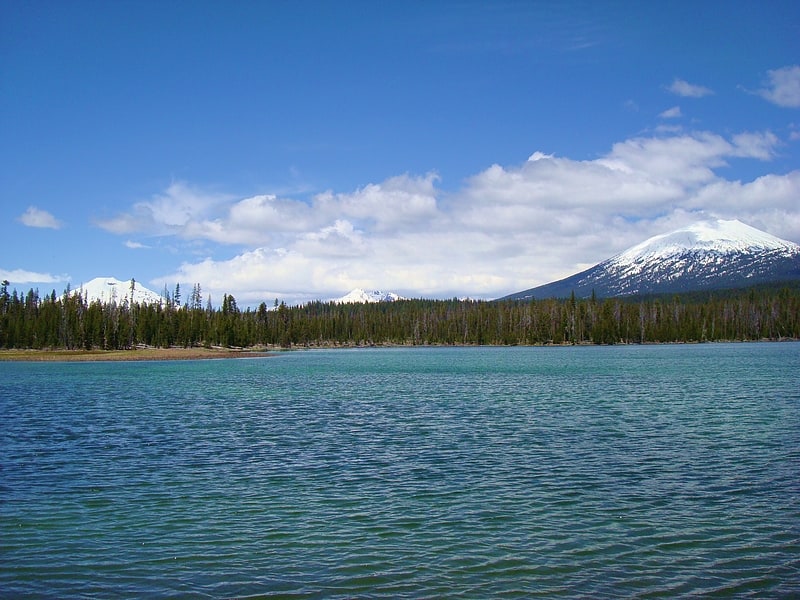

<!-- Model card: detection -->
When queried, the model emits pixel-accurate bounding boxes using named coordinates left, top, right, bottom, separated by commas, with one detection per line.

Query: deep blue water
left=1, top=344, right=799, bottom=598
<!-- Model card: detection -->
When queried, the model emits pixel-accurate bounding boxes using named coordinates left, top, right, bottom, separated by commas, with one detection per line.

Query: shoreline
left=2, top=337, right=796, bottom=362
left=0, top=347, right=275, bottom=362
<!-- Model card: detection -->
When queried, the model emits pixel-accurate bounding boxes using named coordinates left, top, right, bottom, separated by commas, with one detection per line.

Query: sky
left=2, top=1, right=800, bottom=306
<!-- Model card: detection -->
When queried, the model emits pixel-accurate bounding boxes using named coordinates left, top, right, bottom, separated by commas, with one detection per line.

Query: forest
left=1, top=279, right=799, bottom=350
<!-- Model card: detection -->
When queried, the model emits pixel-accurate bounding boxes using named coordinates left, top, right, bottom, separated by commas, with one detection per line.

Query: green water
left=2, top=344, right=799, bottom=598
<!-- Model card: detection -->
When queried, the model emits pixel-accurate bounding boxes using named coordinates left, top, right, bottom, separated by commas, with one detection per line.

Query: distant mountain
left=501, top=219, right=800, bottom=300
left=334, top=288, right=405, bottom=304
left=74, top=277, right=164, bottom=305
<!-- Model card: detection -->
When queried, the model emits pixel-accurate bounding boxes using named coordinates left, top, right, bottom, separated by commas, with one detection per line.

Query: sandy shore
left=0, top=347, right=275, bottom=362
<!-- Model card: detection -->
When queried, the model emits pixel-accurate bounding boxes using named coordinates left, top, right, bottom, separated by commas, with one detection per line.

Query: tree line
left=1, top=279, right=799, bottom=350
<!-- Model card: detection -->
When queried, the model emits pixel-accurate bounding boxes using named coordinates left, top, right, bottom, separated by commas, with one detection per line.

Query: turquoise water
left=2, top=344, right=799, bottom=598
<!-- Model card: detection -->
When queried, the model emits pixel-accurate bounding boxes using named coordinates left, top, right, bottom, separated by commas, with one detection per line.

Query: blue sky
left=2, top=1, right=799, bottom=306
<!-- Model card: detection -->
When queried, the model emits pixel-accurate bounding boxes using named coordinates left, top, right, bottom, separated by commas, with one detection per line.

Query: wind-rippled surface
left=2, top=344, right=799, bottom=598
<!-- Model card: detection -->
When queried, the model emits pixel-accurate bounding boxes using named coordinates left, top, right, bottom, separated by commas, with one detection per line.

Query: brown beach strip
left=0, top=347, right=274, bottom=362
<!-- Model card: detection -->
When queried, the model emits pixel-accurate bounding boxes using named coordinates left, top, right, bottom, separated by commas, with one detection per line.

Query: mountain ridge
left=501, top=219, right=800, bottom=300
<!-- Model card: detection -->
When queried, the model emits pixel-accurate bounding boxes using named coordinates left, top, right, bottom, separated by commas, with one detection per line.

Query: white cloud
left=96, top=181, right=233, bottom=236
left=0, top=268, right=68, bottom=284
left=659, top=106, right=682, bottom=118
left=314, top=173, right=440, bottom=232
left=295, top=220, right=368, bottom=258
left=686, top=171, right=800, bottom=238
left=689, top=171, right=800, bottom=213
left=125, top=240, right=149, bottom=249
left=102, top=174, right=442, bottom=253
left=598, top=132, right=735, bottom=185
left=140, top=129, right=797, bottom=306
left=730, top=131, right=780, bottom=160
left=18, top=206, right=63, bottom=229
left=668, top=78, right=713, bottom=98
left=756, top=65, right=800, bottom=108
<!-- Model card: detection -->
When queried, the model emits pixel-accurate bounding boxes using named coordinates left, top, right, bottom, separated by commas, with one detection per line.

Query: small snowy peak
left=74, top=277, right=164, bottom=305
left=610, top=219, right=800, bottom=268
left=334, top=288, right=404, bottom=304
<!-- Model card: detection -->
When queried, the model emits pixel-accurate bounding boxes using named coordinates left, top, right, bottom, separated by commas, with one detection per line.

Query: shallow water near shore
left=2, top=343, right=799, bottom=598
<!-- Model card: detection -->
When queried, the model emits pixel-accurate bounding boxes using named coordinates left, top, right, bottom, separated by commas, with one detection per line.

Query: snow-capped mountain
left=73, top=277, right=165, bottom=305
left=501, top=219, right=800, bottom=300
left=333, top=288, right=405, bottom=304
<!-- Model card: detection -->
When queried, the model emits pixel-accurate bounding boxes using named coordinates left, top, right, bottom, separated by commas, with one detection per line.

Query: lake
left=2, top=343, right=799, bottom=598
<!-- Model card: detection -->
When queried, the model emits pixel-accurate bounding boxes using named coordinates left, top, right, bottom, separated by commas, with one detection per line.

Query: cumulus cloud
left=314, top=173, right=440, bottom=233
left=0, top=268, right=68, bottom=284
left=687, top=171, right=800, bottom=235
left=18, top=206, right=63, bottom=229
left=139, top=129, right=798, bottom=306
left=756, top=65, right=800, bottom=108
left=691, top=171, right=800, bottom=209
left=667, top=78, right=713, bottom=98
left=102, top=174, right=442, bottom=254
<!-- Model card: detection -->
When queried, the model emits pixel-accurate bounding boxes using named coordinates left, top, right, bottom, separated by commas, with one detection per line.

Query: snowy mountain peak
left=334, top=288, right=405, bottom=304
left=501, top=219, right=800, bottom=300
left=611, top=219, right=799, bottom=267
left=74, top=277, right=164, bottom=305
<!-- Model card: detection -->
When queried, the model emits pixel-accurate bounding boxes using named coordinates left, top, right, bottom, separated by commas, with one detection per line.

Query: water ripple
left=2, top=344, right=799, bottom=597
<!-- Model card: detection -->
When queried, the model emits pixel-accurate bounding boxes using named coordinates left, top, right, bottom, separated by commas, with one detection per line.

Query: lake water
left=2, top=344, right=799, bottom=598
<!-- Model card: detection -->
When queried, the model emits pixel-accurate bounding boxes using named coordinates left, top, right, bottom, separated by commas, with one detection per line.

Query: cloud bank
left=96, top=126, right=799, bottom=306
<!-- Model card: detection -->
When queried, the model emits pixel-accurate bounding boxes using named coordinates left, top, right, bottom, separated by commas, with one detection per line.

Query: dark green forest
left=1, top=279, right=799, bottom=350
